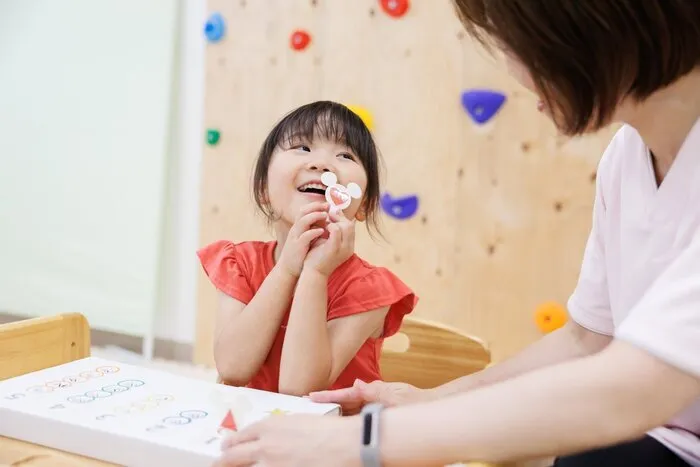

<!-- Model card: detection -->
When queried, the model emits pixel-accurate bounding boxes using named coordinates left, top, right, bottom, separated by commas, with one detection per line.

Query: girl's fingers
left=295, top=202, right=329, bottom=221
left=327, top=211, right=346, bottom=223
left=298, top=228, right=325, bottom=245
left=326, top=223, right=342, bottom=251
left=290, top=211, right=328, bottom=236
left=328, top=211, right=355, bottom=250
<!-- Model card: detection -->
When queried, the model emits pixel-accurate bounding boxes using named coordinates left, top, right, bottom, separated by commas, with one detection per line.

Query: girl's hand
left=303, top=211, right=355, bottom=277
left=277, top=202, right=329, bottom=278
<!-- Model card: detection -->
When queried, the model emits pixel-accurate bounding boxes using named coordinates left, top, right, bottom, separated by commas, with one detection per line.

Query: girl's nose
left=307, top=162, right=332, bottom=172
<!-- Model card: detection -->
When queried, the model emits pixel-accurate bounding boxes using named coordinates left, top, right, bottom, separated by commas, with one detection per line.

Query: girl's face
left=265, top=136, right=369, bottom=229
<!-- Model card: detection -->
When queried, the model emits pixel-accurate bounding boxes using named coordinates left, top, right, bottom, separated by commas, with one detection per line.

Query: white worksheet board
left=0, top=357, right=340, bottom=467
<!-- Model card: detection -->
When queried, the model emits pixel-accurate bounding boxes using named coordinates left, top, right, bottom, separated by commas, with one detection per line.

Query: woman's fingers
left=308, top=385, right=361, bottom=404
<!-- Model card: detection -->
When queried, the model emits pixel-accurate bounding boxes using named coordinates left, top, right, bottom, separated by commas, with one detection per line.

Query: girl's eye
left=298, top=145, right=311, bottom=152
left=339, top=153, right=355, bottom=161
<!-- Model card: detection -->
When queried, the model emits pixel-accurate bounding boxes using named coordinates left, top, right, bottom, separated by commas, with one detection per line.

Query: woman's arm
left=379, top=339, right=700, bottom=466
left=214, top=264, right=297, bottom=386
left=430, top=320, right=612, bottom=399
left=278, top=268, right=388, bottom=396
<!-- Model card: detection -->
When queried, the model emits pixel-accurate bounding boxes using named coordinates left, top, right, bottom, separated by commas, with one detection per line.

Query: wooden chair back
left=0, top=313, right=91, bottom=381
left=380, top=317, right=491, bottom=389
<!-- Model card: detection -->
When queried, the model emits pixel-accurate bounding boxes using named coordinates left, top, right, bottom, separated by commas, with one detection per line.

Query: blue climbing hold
left=461, top=89, right=507, bottom=125
left=380, top=193, right=419, bottom=220
left=204, top=13, right=226, bottom=43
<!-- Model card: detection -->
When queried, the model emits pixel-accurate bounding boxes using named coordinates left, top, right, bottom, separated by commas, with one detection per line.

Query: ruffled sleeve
left=197, top=240, right=255, bottom=304
left=328, top=267, right=418, bottom=338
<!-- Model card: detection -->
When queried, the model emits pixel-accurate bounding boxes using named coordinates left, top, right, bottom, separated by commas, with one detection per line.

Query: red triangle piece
left=220, top=409, right=237, bottom=431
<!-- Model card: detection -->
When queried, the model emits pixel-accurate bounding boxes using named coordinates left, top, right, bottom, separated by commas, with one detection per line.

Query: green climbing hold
left=206, top=129, right=221, bottom=146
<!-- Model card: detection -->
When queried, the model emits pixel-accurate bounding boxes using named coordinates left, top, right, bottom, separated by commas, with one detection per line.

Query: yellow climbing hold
left=268, top=408, right=289, bottom=416
left=345, top=104, right=374, bottom=131
left=534, top=301, right=568, bottom=334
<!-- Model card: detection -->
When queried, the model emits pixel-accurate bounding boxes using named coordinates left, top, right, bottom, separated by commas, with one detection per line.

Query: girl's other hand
left=303, top=210, right=355, bottom=277
left=277, top=202, right=329, bottom=277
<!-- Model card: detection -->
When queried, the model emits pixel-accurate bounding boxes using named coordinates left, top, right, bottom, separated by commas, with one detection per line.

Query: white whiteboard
left=0, top=0, right=179, bottom=336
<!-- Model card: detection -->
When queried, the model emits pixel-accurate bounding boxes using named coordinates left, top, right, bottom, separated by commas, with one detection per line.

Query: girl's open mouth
left=298, top=182, right=326, bottom=196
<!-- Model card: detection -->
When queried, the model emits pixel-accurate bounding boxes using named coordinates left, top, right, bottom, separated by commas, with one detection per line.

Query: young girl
left=216, top=1, right=700, bottom=467
left=197, top=100, right=418, bottom=396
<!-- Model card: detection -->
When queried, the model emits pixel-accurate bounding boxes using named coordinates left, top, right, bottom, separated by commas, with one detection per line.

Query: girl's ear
left=355, top=204, right=367, bottom=222
left=260, top=187, right=270, bottom=205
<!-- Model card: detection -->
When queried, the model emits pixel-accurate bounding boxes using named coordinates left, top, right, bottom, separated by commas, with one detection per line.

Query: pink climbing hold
left=380, top=0, right=410, bottom=18
left=290, top=30, right=311, bottom=51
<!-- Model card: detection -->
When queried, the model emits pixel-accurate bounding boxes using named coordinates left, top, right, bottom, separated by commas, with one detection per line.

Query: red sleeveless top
left=197, top=240, right=418, bottom=393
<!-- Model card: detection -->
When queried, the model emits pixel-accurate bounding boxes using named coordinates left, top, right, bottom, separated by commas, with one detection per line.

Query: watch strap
left=360, top=402, right=384, bottom=467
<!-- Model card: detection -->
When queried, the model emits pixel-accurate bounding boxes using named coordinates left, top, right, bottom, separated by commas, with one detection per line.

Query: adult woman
left=215, top=1, right=700, bottom=466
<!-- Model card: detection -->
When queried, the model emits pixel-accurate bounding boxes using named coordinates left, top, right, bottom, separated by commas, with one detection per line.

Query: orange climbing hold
left=534, top=301, right=568, bottom=334
left=380, top=0, right=410, bottom=18
left=290, top=30, right=311, bottom=51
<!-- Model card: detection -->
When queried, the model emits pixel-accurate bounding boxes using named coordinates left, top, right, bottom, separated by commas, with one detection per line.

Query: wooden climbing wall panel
left=195, top=0, right=619, bottom=366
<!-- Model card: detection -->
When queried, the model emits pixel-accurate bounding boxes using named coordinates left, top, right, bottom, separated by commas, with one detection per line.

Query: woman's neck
left=624, top=69, right=700, bottom=184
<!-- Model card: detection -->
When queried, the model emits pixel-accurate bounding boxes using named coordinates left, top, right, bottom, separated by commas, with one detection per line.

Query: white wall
left=0, top=0, right=205, bottom=347
left=0, top=0, right=178, bottom=338
left=154, top=0, right=206, bottom=345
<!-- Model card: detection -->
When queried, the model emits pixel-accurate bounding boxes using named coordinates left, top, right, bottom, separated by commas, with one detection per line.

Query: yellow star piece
left=268, top=408, right=289, bottom=416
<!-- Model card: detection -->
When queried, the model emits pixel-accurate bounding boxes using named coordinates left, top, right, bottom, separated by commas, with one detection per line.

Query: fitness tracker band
left=360, top=402, right=384, bottom=467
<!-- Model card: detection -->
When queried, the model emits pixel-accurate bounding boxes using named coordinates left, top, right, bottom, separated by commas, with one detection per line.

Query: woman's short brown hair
left=452, top=0, right=700, bottom=135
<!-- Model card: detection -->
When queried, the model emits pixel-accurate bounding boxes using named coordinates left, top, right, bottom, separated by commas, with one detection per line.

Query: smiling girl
left=197, top=101, right=417, bottom=397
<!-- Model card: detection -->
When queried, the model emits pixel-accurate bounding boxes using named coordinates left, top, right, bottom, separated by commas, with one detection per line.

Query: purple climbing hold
left=461, top=89, right=507, bottom=125
left=380, top=193, right=419, bottom=220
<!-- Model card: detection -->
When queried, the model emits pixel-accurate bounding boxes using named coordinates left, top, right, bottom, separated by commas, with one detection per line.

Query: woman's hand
left=214, top=414, right=361, bottom=467
left=277, top=202, right=330, bottom=278
left=303, top=211, right=355, bottom=277
left=309, top=379, right=433, bottom=415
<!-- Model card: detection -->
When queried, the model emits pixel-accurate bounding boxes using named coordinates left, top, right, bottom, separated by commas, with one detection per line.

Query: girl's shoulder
left=328, top=255, right=419, bottom=337
left=197, top=239, right=276, bottom=270
left=197, top=240, right=276, bottom=300
left=329, top=254, right=404, bottom=288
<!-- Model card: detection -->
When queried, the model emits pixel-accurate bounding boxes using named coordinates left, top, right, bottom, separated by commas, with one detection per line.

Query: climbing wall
left=195, top=0, right=619, bottom=366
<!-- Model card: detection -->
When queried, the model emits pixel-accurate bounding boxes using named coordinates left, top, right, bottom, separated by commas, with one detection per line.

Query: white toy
left=321, top=171, right=362, bottom=215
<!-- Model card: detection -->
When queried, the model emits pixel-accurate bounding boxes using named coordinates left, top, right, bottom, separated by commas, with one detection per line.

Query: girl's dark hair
left=253, top=100, right=383, bottom=236
left=452, top=0, right=700, bottom=135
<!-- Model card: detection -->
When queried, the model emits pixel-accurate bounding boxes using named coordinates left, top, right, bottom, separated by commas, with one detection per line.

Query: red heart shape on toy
left=328, top=186, right=351, bottom=209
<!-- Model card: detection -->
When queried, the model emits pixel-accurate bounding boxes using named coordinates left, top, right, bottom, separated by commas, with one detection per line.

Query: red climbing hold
left=220, top=409, right=237, bottom=431
left=290, top=30, right=311, bottom=51
left=380, top=0, right=410, bottom=18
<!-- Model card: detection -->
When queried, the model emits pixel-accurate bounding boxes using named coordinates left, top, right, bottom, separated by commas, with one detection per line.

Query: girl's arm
left=278, top=268, right=389, bottom=396
left=214, top=264, right=297, bottom=386
left=377, top=339, right=700, bottom=466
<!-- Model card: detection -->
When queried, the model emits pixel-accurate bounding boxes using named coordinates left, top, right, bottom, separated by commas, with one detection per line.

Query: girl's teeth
left=301, top=183, right=325, bottom=190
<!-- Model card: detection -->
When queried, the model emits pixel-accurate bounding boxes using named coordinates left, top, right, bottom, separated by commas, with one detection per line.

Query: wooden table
left=0, top=436, right=115, bottom=467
